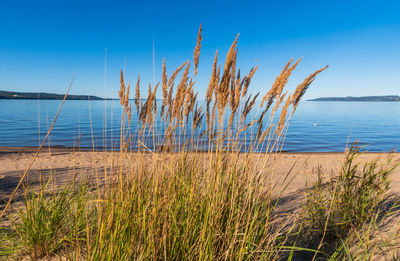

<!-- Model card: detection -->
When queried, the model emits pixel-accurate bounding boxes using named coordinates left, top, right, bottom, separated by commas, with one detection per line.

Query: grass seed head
left=193, top=24, right=202, bottom=75
left=135, top=76, right=141, bottom=113
left=292, top=65, right=328, bottom=110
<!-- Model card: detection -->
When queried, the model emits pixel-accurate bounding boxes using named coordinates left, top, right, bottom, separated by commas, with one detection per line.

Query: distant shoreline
left=0, top=90, right=106, bottom=100
left=308, top=95, right=400, bottom=102
left=0, top=90, right=162, bottom=101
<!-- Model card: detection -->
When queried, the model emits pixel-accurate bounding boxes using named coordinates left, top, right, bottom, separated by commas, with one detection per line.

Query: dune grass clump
left=9, top=181, right=89, bottom=258
left=301, top=144, right=398, bottom=257
left=86, top=154, right=288, bottom=260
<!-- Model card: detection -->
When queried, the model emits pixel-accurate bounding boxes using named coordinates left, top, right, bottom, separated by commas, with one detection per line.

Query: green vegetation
left=300, top=145, right=399, bottom=259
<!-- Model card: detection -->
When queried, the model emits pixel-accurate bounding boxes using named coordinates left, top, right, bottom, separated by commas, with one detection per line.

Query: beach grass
left=299, top=145, right=399, bottom=259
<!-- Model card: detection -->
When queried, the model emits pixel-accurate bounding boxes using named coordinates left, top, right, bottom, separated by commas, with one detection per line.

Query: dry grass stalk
left=172, top=61, right=190, bottom=123
left=238, top=119, right=258, bottom=133
left=208, top=63, right=221, bottom=134
left=166, top=61, right=188, bottom=120
left=256, top=92, right=287, bottom=145
left=193, top=24, right=202, bottom=75
left=229, top=49, right=238, bottom=109
left=118, top=70, right=126, bottom=105
left=152, top=82, right=159, bottom=113
left=256, top=107, right=268, bottom=140
left=241, top=66, right=259, bottom=98
left=259, top=124, right=274, bottom=144
left=216, top=35, right=239, bottom=124
left=134, top=76, right=140, bottom=113
left=234, top=69, right=242, bottom=108
left=119, top=71, right=132, bottom=127
left=183, top=82, right=193, bottom=122
left=190, top=92, right=198, bottom=112
left=276, top=95, right=292, bottom=136
left=124, top=81, right=130, bottom=107
left=265, top=91, right=288, bottom=127
left=193, top=105, right=204, bottom=130
left=260, top=58, right=301, bottom=109
left=206, top=51, right=218, bottom=131
left=125, top=82, right=132, bottom=126
left=139, top=84, right=153, bottom=126
left=240, top=93, right=259, bottom=125
left=161, top=58, right=168, bottom=118
left=292, top=65, right=328, bottom=110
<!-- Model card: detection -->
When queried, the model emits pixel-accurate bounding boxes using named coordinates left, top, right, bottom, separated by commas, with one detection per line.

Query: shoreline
left=0, top=146, right=398, bottom=155
left=2, top=148, right=400, bottom=210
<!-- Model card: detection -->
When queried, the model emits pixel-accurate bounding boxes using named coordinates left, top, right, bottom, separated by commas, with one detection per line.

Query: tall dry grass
left=72, top=25, right=329, bottom=259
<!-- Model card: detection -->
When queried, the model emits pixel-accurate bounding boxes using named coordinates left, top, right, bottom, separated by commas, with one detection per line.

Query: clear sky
left=0, top=0, right=399, bottom=99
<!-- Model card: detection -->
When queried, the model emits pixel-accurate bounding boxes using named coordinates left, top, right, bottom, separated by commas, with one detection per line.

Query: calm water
left=0, top=100, right=399, bottom=152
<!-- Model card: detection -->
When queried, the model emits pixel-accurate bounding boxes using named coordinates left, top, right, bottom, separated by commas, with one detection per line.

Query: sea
left=0, top=99, right=399, bottom=152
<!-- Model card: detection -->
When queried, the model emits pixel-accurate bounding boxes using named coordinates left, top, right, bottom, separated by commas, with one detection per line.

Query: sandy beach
left=1, top=147, right=399, bottom=182
left=2, top=147, right=400, bottom=204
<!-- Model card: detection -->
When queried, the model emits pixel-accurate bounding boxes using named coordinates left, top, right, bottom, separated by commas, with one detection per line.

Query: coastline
left=1, top=146, right=398, bottom=154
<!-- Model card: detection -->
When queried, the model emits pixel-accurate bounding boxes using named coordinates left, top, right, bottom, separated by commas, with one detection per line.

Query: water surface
left=0, top=100, right=399, bottom=152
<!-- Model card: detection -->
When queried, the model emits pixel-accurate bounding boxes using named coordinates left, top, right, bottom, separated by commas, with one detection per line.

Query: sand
left=2, top=147, right=400, bottom=195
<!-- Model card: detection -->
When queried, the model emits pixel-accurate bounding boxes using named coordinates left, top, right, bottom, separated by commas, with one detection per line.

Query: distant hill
left=0, top=90, right=104, bottom=100
left=308, top=95, right=400, bottom=102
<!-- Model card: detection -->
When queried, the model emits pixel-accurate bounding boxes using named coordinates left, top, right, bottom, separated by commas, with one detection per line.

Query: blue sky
left=0, top=0, right=399, bottom=99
